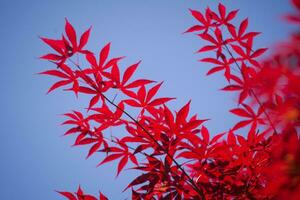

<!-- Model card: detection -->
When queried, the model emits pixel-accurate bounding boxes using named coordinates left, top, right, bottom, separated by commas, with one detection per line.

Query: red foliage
left=39, top=1, right=300, bottom=199
left=57, top=186, right=108, bottom=200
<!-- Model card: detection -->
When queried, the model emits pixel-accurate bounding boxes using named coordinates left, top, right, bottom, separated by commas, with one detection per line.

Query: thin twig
left=206, top=27, right=278, bottom=135
left=222, top=43, right=278, bottom=135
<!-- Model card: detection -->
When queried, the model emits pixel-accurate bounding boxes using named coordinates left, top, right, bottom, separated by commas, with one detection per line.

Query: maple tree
left=39, top=1, right=300, bottom=199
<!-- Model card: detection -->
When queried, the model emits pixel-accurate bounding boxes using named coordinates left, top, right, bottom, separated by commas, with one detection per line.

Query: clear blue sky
left=0, top=0, right=294, bottom=199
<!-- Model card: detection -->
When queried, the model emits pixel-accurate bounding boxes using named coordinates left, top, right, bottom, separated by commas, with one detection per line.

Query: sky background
left=0, top=0, right=296, bottom=199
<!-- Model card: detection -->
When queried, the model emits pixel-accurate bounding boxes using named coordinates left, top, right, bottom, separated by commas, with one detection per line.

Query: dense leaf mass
left=40, top=1, right=300, bottom=199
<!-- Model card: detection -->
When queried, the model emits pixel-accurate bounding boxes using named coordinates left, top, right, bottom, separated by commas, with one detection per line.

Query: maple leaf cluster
left=185, top=0, right=300, bottom=199
left=39, top=1, right=300, bottom=199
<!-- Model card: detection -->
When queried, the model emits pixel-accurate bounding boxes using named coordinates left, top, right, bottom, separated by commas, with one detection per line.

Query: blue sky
left=0, top=0, right=295, bottom=199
